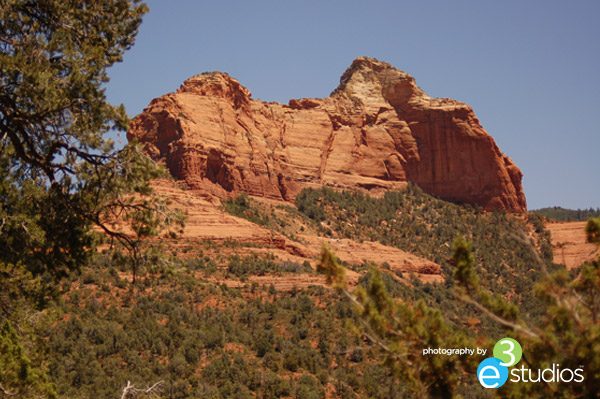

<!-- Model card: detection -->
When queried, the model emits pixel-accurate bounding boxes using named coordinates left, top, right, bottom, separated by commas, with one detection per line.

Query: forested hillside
left=531, top=207, right=600, bottom=221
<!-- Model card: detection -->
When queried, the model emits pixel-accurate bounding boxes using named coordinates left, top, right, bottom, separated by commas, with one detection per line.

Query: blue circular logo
left=477, top=357, right=509, bottom=388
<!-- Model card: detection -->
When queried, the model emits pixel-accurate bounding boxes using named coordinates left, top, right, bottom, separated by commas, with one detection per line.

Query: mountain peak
left=333, top=57, right=427, bottom=108
left=178, top=72, right=251, bottom=108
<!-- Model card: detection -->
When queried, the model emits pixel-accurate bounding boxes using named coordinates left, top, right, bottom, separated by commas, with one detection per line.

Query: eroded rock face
left=546, top=221, right=600, bottom=269
left=128, top=57, right=526, bottom=212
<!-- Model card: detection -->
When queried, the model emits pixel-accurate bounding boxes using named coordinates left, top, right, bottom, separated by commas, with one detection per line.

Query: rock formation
left=546, top=221, right=600, bottom=269
left=128, top=57, right=526, bottom=212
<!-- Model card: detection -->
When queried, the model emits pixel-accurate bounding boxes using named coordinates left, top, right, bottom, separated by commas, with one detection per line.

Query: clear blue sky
left=106, top=0, right=600, bottom=210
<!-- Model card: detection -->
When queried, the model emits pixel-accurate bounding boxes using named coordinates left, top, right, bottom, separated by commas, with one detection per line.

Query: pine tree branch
left=456, top=293, right=540, bottom=339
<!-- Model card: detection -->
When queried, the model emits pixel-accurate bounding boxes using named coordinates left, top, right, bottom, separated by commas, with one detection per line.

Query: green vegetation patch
left=37, top=257, right=398, bottom=399
left=295, top=186, right=554, bottom=316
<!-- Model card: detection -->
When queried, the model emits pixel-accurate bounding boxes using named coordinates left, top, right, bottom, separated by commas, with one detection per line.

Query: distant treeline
left=531, top=206, right=600, bottom=221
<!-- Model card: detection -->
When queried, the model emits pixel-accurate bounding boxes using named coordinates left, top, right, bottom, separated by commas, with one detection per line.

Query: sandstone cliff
left=546, top=221, right=600, bottom=269
left=128, top=57, right=526, bottom=212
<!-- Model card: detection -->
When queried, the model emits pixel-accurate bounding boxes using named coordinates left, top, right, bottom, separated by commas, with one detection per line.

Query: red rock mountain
left=128, top=57, right=526, bottom=212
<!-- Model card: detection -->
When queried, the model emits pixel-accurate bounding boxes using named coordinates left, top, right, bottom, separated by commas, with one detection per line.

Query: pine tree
left=0, top=1, right=182, bottom=395
left=0, top=0, right=183, bottom=281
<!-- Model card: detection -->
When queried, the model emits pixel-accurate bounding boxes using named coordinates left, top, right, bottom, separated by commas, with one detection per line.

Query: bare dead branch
left=0, top=383, right=16, bottom=396
left=120, top=380, right=163, bottom=399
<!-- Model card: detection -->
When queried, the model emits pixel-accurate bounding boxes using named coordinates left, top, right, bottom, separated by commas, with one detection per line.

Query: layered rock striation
left=128, top=57, right=526, bottom=212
